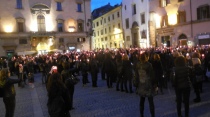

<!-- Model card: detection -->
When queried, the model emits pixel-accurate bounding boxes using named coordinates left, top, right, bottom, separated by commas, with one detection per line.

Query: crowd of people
left=0, top=46, right=210, bottom=117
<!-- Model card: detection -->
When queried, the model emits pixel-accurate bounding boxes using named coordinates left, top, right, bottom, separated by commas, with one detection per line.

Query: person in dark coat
left=151, top=53, right=164, bottom=94
left=89, top=56, right=99, bottom=87
left=122, top=54, right=133, bottom=93
left=104, top=53, right=116, bottom=88
left=46, top=72, right=71, bottom=117
left=135, top=52, right=157, bottom=117
left=173, top=56, right=193, bottom=117
left=0, top=68, right=20, bottom=117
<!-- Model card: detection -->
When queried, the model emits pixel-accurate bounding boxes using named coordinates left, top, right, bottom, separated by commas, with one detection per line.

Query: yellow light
left=5, top=25, right=13, bottom=33
left=48, top=38, right=54, bottom=46
left=30, top=20, right=38, bottom=32
left=168, top=14, right=177, bottom=25
left=36, top=42, right=50, bottom=51
left=114, top=28, right=121, bottom=34
left=45, top=15, right=54, bottom=31
left=154, top=14, right=161, bottom=28
left=69, top=26, right=75, bottom=32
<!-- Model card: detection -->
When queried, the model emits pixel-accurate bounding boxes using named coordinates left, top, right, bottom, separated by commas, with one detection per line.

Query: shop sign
left=198, top=34, right=210, bottom=39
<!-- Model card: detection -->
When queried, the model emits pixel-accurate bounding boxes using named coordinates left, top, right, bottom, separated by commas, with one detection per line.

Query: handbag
left=67, top=75, right=80, bottom=85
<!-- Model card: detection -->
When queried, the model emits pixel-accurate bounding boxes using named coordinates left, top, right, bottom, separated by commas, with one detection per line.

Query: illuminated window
left=77, top=3, right=82, bottom=12
left=178, top=11, right=186, bottom=24
left=132, top=4, right=136, bottom=15
left=16, top=0, right=22, bottom=9
left=118, top=23, right=121, bottom=28
left=56, top=2, right=62, bottom=11
left=126, top=18, right=129, bottom=29
left=197, top=5, right=210, bottom=20
left=159, top=0, right=170, bottom=7
left=161, top=15, right=168, bottom=27
left=19, top=39, right=27, bottom=44
left=37, top=15, right=46, bottom=32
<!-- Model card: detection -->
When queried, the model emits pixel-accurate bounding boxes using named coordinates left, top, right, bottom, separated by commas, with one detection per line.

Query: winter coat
left=135, top=61, right=156, bottom=97
left=2, top=78, right=20, bottom=98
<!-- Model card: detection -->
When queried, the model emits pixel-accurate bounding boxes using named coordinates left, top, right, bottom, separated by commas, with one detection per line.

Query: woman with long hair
left=46, top=73, right=71, bottom=117
left=135, top=52, right=157, bottom=117
left=0, top=68, right=20, bottom=117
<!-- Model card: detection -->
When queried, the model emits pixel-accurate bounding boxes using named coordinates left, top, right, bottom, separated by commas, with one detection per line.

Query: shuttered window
left=197, top=5, right=210, bottom=20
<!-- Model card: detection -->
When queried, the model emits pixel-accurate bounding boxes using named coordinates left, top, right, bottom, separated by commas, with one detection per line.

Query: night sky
left=91, top=0, right=122, bottom=11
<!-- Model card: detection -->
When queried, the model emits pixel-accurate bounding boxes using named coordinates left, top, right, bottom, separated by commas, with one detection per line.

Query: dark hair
left=139, top=52, right=149, bottom=63
left=46, top=73, right=65, bottom=96
left=175, top=56, right=186, bottom=67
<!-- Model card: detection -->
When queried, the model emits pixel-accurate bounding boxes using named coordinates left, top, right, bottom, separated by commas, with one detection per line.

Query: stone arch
left=31, top=4, right=50, bottom=14
left=178, top=33, right=188, bottom=46
left=131, top=21, right=139, bottom=47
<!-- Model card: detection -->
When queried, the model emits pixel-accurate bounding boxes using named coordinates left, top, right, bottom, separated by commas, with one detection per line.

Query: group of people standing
left=0, top=46, right=210, bottom=117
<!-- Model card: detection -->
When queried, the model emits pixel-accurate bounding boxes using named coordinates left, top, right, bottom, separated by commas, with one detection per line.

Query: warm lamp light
left=154, top=14, right=161, bottom=28
left=69, top=26, right=75, bottom=32
left=168, top=14, right=177, bottom=25
left=5, top=25, right=13, bottom=33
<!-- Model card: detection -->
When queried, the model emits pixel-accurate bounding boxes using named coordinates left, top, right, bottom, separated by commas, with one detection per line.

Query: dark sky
left=91, top=0, right=122, bottom=11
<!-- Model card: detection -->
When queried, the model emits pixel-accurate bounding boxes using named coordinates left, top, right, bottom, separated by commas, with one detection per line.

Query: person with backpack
left=46, top=72, right=71, bottom=117
left=134, top=52, right=157, bottom=117
left=0, top=68, right=20, bottom=117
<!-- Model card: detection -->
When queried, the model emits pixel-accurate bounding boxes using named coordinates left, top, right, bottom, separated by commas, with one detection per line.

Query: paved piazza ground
left=0, top=73, right=210, bottom=117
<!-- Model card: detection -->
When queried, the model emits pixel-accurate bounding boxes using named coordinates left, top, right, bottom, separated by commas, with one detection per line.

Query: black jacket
left=3, top=78, right=20, bottom=97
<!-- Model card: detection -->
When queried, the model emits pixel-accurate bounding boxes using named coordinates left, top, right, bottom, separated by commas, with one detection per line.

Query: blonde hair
left=122, top=54, right=129, bottom=61
left=0, top=68, right=9, bottom=87
left=153, top=53, right=160, bottom=61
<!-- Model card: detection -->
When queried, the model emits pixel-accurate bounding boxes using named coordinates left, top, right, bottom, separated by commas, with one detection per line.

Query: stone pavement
left=0, top=73, right=210, bottom=117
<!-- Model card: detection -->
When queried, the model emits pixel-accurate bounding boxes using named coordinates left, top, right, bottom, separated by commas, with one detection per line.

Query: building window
left=18, top=22, right=24, bottom=32
left=105, top=28, right=107, bottom=34
left=112, top=14, right=115, bottom=20
left=197, top=5, right=210, bottom=20
left=125, top=5, right=126, bottom=10
left=109, top=27, right=111, bottom=33
left=77, top=3, right=82, bottom=12
left=101, top=29, right=103, bottom=35
left=78, top=23, right=83, bottom=32
left=59, top=38, right=64, bottom=43
left=37, top=15, right=46, bottom=32
left=141, top=13, right=145, bottom=24
left=19, top=39, right=27, bottom=44
left=96, top=22, right=99, bottom=26
left=178, top=11, right=186, bottom=23
left=126, top=18, right=129, bottom=29
left=16, top=0, right=23, bottom=9
left=56, top=2, right=62, bottom=11
left=118, top=23, right=121, bottom=28
left=108, top=16, right=110, bottom=21
left=132, top=4, right=136, bottom=15
left=117, top=12, right=120, bottom=17
left=104, top=18, right=106, bottom=23
left=160, top=0, right=170, bottom=7
left=161, top=15, right=168, bottom=27
left=105, top=37, right=107, bottom=41
left=58, top=23, right=63, bottom=32
left=16, top=18, right=25, bottom=32
left=178, top=0, right=184, bottom=2
left=101, top=20, right=102, bottom=25
left=126, top=36, right=130, bottom=41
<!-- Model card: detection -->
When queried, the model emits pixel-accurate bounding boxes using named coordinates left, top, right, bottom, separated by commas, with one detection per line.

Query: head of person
left=46, top=73, right=64, bottom=93
left=153, top=53, right=160, bottom=61
left=139, top=52, right=149, bottom=63
left=62, top=62, right=70, bottom=70
left=175, top=56, right=186, bottom=67
left=122, top=54, right=129, bottom=61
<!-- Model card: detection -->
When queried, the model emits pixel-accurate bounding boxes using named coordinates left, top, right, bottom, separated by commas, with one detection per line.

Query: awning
left=17, top=51, right=37, bottom=56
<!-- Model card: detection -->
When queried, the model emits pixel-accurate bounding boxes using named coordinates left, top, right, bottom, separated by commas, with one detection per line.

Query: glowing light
left=168, top=14, right=177, bottom=25
left=114, top=28, right=121, bottom=34
left=30, top=20, right=38, bottom=31
left=5, top=25, right=13, bottom=32
left=154, top=14, right=161, bottom=28
left=69, top=26, right=75, bottom=32
left=45, top=15, right=54, bottom=31
left=36, top=42, right=50, bottom=51
left=48, top=38, right=53, bottom=46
